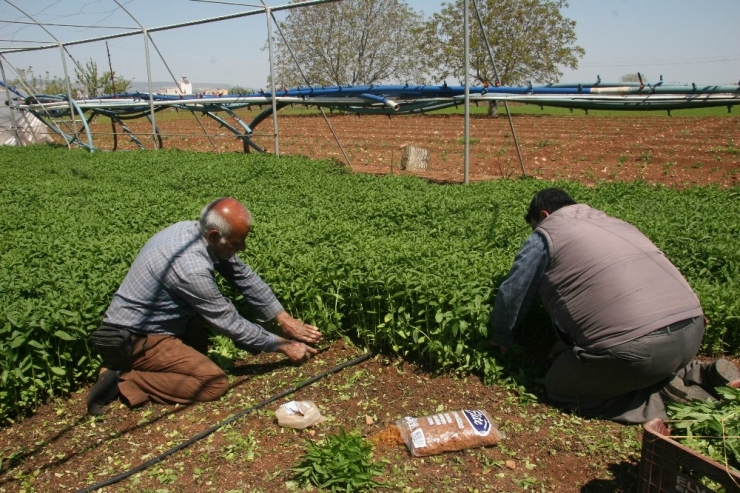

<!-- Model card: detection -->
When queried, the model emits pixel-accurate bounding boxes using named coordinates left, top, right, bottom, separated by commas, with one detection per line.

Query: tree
left=419, top=0, right=584, bottom=87
left=229, top=86, right=253, bottom=95
left=620, top=73, right=648, bottom=83
left=100, top=71, right=131, bottom=95
left=270, top=0, right=429, bottom=88
left=75, top=58, right=131, bottom=97
left=74, top=59, right=101, bottom=97
left=43, top=75, right=66, bottom=95
left=8, top=66, right=66, bottom=95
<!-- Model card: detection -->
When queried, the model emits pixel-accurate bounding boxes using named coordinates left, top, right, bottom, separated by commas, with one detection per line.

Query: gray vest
left=536, top=204, right=703, bottom=351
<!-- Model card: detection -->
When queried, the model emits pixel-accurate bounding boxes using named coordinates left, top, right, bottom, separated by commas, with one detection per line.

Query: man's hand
left=277, top=339, right=318, bottom=363
left=274, top=311, right=323, bottom=344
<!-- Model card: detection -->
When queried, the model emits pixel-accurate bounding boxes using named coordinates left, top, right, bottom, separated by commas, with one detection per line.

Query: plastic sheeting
left=0, top=95, right=53, bottom=146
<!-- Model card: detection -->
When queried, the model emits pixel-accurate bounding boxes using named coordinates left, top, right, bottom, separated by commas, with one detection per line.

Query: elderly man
left=488, top=188, right=739, bottom=424
left=87, top=197, right=322, bottom=415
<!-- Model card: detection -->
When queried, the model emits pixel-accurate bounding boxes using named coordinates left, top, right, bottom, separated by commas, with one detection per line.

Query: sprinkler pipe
left=18, top=83, right=738, bottom=108
left=75, top=351, right=373, bottom=493
left=357, top=93, right=400, bottom=111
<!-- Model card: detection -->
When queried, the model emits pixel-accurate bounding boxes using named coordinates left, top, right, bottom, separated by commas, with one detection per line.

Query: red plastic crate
left=638, top=418, right=740, bottom=493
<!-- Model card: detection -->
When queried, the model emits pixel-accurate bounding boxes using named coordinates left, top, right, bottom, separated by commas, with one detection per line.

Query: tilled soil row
left=76, top=113, right=740, bottom=187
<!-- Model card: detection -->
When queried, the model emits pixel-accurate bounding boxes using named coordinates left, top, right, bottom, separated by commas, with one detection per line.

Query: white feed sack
left=396, top=409, right=504, bottom=457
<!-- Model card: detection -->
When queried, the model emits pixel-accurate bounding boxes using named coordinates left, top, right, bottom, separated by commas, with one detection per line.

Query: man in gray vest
left=487, top=188, right=739, bottom=424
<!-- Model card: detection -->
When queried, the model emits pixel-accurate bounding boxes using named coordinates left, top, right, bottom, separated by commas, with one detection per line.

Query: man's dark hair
left=524, top=188, right=577, bottom=223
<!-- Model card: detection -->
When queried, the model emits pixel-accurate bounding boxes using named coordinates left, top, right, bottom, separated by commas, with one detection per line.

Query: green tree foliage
left=420, top=0, right=584, bottom=86
left=270, top=0, right=429, bottom=87
left=74, top=58, right=132, bottom=96
left=74, top=59, right=100, bottom=97
left=7, top=66, right=66, bottom=95
left=100, top=72, right=132, bottom=95
left=229, top=86, right=253, bottom=95
left=620, top=73, right=648, bottom=83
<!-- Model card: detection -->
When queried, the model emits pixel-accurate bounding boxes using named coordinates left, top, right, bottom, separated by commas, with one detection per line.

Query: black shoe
left=661, top=375, right=715, bottom=404
left=707, top=359, right=740, bottom=389
left=86, top=369, right=120, bottom=416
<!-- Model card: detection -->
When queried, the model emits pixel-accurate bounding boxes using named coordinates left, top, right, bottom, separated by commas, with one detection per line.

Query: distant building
left=157, top=76, right=192, bottom=95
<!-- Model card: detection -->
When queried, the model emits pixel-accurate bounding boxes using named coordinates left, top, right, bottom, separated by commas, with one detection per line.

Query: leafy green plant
left=148, top=466, right=179, bottom=485
left=667, top=385, right=740, bottom=473
left=1, top=146, right=739, bottom=424
left=710, top=140, right=739, bottom=155
left=292, top=428, right=386, bottom=491
left=208, top=334, right=250, bottom=371
left=221, top=428, right=259, bottom=462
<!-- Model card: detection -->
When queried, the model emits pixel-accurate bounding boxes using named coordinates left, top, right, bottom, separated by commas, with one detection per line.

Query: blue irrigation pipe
left=9, top=81, right=740, bottom=151
left=68, top=98, right=95, bottom=152
left=15, top=83, right=740, bottom=104
left=358, top=93, right=399, bottom=111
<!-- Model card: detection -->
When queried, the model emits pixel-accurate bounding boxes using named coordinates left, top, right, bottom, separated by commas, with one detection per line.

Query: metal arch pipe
left=358, top=93, right=400, bottom=111
left=248, top=101, right=291, bottom=131
left=27, top=110, right=86, bottom=149
left=1, top=0, right=344, bottom=54
left=7, top=83, right=740, bottom=154
left=261, top=1, right=280, bottom=156
left=201, top=108, right=264, bottom=153
left=107, top=113, right=146, bottom=150
left=143, top=111, right=163, bottom=150
left=217, top=105, right=254, bottom=134
left=68, top=97, right=95, bottom=151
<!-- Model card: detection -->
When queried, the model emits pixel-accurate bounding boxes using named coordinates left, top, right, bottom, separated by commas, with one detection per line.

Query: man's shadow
left=229, top=359, right=291, bottom=378
left=579, top=461, right=638, bottom=492
left=484, top=296, right=556, bottom=402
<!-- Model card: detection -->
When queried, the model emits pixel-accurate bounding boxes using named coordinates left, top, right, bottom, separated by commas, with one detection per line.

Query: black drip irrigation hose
left=76, top=351, right=374, bottom=493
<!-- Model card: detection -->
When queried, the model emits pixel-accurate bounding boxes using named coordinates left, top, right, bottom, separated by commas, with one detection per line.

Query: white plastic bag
left=275, top=400, right=327, bottom=429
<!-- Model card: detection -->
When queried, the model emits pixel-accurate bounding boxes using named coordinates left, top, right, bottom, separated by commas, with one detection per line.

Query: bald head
left=200, top=198, right=251, bottom=235
left=199, top=198, right=252, bottom=259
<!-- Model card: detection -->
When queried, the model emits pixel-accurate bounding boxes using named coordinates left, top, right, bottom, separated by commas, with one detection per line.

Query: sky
left=0, top=0, right=738, bottom=92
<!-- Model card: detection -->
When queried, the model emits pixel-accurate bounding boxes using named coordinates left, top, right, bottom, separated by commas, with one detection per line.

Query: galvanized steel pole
left=463, top=0, right=470, bottom=184
left=471, top=0, right=526, bottom=178
left=262, top=2, right=280, bottom=156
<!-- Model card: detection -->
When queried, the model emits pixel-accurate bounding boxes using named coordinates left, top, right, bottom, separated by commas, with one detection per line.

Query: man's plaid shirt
left=103, top=221, right=282, bottom=351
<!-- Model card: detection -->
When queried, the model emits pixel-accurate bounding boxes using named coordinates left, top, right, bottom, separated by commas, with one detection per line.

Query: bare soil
left=0, top=341, right=642, bottom=492
left=2, top=113, right=739, bottom=493
left=2, top=340, right=738, bottom=492
left=80, top=111, right=740, bottom=187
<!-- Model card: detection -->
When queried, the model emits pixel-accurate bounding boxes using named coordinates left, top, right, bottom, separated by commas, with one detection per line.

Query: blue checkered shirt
left=488, top=232, right=549, bottom=348
left=103, top=221, right=282, bottom=351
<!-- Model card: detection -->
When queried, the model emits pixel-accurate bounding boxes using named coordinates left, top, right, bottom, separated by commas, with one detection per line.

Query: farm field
left=0, top=340, right=645, bottom=492
left=79, top=110, right=740, bottom=188
left=0, top=118, right=739, bottom=492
